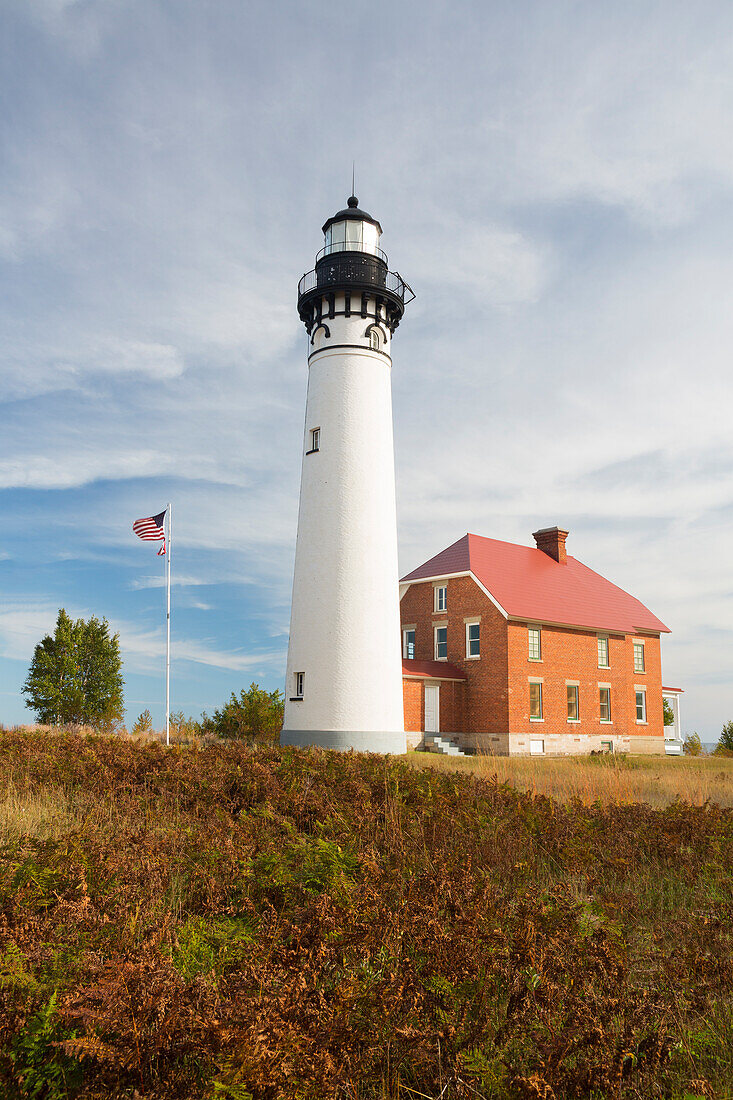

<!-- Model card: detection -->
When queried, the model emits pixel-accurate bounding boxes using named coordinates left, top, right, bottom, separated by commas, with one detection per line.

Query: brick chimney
left=533, top=526, right=569, bottom=564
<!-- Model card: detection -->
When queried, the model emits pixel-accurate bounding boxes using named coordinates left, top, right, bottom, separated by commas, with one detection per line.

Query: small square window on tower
left=308, top=428, right=320, bottom=453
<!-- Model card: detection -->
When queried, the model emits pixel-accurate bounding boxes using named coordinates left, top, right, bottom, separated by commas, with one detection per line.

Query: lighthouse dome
left=321, top=196, right=384, bottom=259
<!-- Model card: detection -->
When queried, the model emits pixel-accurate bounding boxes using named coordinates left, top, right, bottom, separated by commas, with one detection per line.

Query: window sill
left=635, top=720, right=648, bottom=725
left=434, top=656, right=448, bottom=662
left=305, top=448, right=319, bottom=456
left=529, top=717, right=544, bottom=723
left=528, top=658, right=543, bottom=664
left=289, top=697, right=304, bottom=702
left=599, top=720, right=613, bottom=725
left=598, top=665, right=610, bottom=670
left=567, top=719, right=581, bottom=724
left=465, top=655, right=481, bottom=661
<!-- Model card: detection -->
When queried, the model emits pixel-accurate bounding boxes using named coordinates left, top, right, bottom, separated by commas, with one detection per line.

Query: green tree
left=22, top=609, right=124, bottom=729
left=202, top=683, right=283, bottom=742
left=663, top=698, right=675, bottom=726
left=131, top=709, right=153, bottom=737
left=683, top=732, right=703, bottom=757
left=714, top=719, right=733, bottom=756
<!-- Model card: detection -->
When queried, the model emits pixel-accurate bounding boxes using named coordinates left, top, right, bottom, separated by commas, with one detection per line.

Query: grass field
left=409, top=750, right=733, bottom=808
left=0, top=729, right=731, bottom=1099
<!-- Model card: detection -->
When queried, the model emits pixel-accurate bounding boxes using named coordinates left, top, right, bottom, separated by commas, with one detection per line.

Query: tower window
left=370, top=329, right=380, bottom=350
left=294, top=672, right=305, bottom=699
left=307, top=428, right=320, bottom=454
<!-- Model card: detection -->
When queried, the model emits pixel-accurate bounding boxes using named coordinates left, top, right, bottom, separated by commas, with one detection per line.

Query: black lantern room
left=297, top=196, right=414, bottom=336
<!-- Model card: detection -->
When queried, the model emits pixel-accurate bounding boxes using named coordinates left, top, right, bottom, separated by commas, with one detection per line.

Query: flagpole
left=166, top=502, right=172, bottom=746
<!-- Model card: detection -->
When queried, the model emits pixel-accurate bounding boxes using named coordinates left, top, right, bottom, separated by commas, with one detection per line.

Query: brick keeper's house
left=400, top=527, right=674, bottom=755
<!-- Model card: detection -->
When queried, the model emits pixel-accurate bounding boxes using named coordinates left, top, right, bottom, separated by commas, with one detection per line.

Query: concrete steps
left=424, top=734, right=466, bottom=757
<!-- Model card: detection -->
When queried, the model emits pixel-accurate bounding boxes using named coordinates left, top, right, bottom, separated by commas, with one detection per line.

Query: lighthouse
left=281, top=195, right=414, bottom=753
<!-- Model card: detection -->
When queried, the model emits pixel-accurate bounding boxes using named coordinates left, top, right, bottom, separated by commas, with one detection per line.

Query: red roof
left=401, top=533, right=669, bottom=635
left=402, top=659, right=467, bottom=681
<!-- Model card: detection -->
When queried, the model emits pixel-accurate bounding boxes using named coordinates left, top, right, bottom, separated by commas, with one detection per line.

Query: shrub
left=131, top=709, right=153, bottom=737
left=201, top=683, right=283, bottom=742
left=684, top=732, right=703, bottom=757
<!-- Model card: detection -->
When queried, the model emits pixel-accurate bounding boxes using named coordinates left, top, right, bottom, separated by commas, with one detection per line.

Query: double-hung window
left=466, top=622, right=480, bottom=658
left=597, top=636, right=609, bottom=668
left=308, top=427, right=320, bottom=453
left=529, top=681, right=543, bottom=720
left=528, top=626, right=541, bottom=661
left=635, top=690, right=647, bottom=722
left=567, top=684, right=579, bottom=721
left=402, top=628, right=415, bottom=660
left=434, top=626, right=447, bottom=660
left=434, top=585, right=447, bottom=613
left=633, top=641, right=645, bottom=673
left=599, top=687, right=611, bottom=722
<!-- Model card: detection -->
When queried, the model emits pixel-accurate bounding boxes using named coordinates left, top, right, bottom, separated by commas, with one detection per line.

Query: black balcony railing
left=298, top=264, right=415, bottom=305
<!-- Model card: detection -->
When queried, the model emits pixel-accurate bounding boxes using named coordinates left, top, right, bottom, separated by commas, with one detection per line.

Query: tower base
left=280, top=729, right=407, bottom=755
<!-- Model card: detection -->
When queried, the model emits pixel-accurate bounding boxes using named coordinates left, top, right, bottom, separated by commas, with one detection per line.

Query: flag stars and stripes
left=133, top=510, right=167, bottom=555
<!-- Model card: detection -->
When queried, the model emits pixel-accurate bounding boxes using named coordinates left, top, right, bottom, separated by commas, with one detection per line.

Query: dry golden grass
left=0, top=778, right=80, bottom=841
left=409, top=749, right=733, bottom=807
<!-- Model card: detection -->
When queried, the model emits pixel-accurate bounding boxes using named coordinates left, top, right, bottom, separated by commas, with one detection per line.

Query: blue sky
left=1, top=0, right=732, bottom=739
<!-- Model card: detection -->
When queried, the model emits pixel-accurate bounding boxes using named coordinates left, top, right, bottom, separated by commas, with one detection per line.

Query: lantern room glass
left=324, top=218, right=380, bottom=257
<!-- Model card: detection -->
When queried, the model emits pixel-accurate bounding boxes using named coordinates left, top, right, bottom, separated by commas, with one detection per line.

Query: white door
left=424, top=684, right=440, bottom=733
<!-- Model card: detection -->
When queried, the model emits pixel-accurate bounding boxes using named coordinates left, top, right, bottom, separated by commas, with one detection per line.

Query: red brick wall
left=403, top=678, right=422, bottom=732
left=400, top=576, right=508, bottom=733
left=507, top=622, right=664, bottom=741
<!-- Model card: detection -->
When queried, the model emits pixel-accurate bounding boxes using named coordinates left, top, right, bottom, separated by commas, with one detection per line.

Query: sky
left=1, top=0, right=732, bottom=740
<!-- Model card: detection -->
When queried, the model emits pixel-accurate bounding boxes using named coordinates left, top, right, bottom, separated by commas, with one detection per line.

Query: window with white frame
left=529, top=681, right=543, bottom=720
left=635, top=690, right=647, bottom=722
left=369, top=329, right=380, bottom=350
left=567, top=684, right=579, bottom=721
left=402, top=628, right=415, bottom=660
left=466, top=622, right=480, bottom=658
left=434, top=585, right=447, bottom=613
left=308, top=427, right=320, bottom=453
left=434, top=626, right=447, bottom=660
left=633, top=641, right=645, bottom=673
left=294, top=672, right=305, bottom=699
left=530, top=738, right=544, bottom=755
left=597, top=635, right=609, bottom=668
left=599, top=687, right=611, bottom=722
left=528, top=626, right=541, bottom=661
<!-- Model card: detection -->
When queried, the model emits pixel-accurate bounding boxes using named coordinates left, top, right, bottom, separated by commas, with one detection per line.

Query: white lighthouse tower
left=281, top=195, right=414, bottom=754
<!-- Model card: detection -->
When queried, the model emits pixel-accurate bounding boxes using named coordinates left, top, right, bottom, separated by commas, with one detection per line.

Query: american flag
left=133, top=509, right=167, bottom=555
